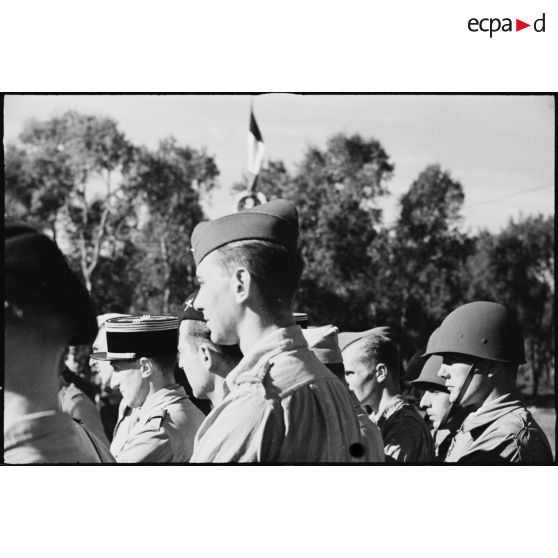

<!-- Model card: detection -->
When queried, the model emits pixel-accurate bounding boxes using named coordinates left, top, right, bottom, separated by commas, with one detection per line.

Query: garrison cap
left=303, top=325, right=343, bottom=365
left=411, top=355, right=446, bottom=391
left=303, top=324, right=345, bottom=380
left=90, top=315, right=179, bottom=361
left=191, top=199, right=299, bottom=265
left=5, top=221, right=97, bottom=345
left=338, top=326, right=391, bottom=352
left=180, top=292, right=205, bottom=322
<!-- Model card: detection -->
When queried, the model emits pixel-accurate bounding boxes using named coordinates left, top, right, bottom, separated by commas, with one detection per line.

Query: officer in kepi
left=91, top=315, right=205, bottom=462
left=423, top=301, right=553, bottom=463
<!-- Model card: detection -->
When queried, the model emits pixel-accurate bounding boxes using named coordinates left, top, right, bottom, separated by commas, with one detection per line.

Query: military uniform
left=444, top=393, right=553, bottom=463
left=59, top=382, right=110, bottom=447
left=4, top=410, right=115, bottom=464
left=190, top=326, right=364, bottom=463
left=424, top=301, right=554, bottom=464
left=111, top=384, right=204, bottom=463
left=371, top=395, right=435, bottom=462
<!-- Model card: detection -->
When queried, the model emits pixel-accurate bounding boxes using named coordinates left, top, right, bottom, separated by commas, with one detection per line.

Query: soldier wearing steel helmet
left=424, top=301, right=553, bottom=463
left=411, top=354, right=467, bottom=461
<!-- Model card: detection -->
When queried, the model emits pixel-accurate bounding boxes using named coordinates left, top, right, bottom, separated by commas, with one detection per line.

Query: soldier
left=423, top=301, right=553, bottom=463
left=91, top=315, right=205, bottom=462
left=189, top=199, right=363, bottom=462
left=339, top=327, right=435, bottom=462
left=302, top=325, right=385, bottom=462
left=58, top=372, right=110, bottom=448
left=4, top=222, right=114, bottom=463
left=411, top=354, right=464, bottom=461
left=177, top=292, right=243, bottom=409
left=90, top=313, right=128, bottom=440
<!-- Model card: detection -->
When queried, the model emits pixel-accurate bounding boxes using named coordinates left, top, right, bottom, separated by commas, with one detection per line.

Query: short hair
left=149, top=353, right=178, bottom=376
left=214, top=240, right=304, bottom=313
left=182, top=320, right=243, bottom=367
left=355, top=331, right=401, bottom=382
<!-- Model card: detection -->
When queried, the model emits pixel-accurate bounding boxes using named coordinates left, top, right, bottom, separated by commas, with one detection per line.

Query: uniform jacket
left=110, top=384, right=204, bottom=463
left=4, top=409, right=115, bottom=463
left=190, top=326, right=364, bottom=463
left=444, top=392, right=553, bottom=463
left=372, top=395, right=435, bottom=463
left=59, top=383, right=110, bottom=447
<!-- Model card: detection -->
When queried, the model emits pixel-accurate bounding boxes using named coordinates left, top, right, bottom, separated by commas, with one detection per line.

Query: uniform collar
left=461, top=392, right=524, bottom=434
left=371, top=394, right=405, bottom=426
left=226, top=325, right=307, bottom=390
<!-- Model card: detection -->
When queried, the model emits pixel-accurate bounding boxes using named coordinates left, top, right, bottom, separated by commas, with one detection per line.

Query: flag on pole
left=247, top=106, right=265, bottom=186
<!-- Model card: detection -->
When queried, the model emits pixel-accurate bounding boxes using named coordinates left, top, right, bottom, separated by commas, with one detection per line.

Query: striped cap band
left=105, top=315, right=179, bottom=333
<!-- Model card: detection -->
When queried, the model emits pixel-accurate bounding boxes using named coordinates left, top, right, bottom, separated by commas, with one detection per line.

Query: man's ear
left=139, top=357, right=153, bottom=379
left=198, top=344, right=214, bottom=372
left=232, top=266, right=251, bottom=303
left=375, top=363, right=388, bottom=383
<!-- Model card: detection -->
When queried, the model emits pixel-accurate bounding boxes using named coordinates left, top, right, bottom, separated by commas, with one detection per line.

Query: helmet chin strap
left=438, top=359, right=497, bottom=431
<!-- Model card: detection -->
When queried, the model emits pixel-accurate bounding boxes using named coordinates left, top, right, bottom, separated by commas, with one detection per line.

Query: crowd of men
left=4, top=199, right=554, bottom=463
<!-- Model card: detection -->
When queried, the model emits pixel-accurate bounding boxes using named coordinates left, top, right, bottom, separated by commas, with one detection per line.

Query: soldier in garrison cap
left=177, top=292, right=243, bottom=410
left=189, top=199, right=363, bottom=462
left=339, top=327, right=435, bottom=462
left=424, top=301, right=553, bottom=463
left=411, top=354, right=466, bottom=461
left=302, top=325, right=385, bottom=462
left=4, top=222, right=114, bottom=463
left=91, top=315, right=205, bottom=462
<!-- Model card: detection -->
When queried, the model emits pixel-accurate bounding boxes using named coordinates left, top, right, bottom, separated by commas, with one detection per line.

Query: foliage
left=123, top=137, right=219, bottom=314
left=466, top=215, right=554, bottom=395
left=236, top=134, right=395, bottom=329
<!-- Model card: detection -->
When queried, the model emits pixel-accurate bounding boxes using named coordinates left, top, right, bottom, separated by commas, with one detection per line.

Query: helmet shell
left=423, top=301, right=525, bottom=364
left=412, top=355, right=445, bottom=389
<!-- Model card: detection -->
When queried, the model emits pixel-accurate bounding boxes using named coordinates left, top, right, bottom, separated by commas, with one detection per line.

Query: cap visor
left=90, top=351, right=137, bottom=361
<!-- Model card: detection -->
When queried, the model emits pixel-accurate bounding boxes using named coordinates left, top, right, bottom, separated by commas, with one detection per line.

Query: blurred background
left=4, top=94, right=554, bottom=455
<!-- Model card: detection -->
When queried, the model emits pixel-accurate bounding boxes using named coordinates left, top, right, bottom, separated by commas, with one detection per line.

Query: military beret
left=180, top=292, right=205, bottom=322
left=5, top=221, right=97, bottom=345
left=90, top=315, right=179, bottom=361
left=191, top=199, right=299, bottom=265
left=338, top=326, right=391, bottom=352
left=411, top=355, right=446, bottom=391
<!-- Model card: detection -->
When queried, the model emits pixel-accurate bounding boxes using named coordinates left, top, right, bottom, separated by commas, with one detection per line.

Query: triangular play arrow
left=516, top=19, right=530, bottom=31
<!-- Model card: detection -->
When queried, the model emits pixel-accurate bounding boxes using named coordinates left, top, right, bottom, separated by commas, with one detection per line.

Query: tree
left=236, top=133, right=395, bottom=329
left=375, top=164, right=474, bottom=358
left=124, top=137, right=219, bottom=314
left=467, top=215, right=554, bottom=395
left=5, top=111, right=135, bottom=293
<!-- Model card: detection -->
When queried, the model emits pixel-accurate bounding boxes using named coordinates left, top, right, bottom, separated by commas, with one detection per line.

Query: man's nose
left=110, top=372, right=120, bottom=389
left=419, top=392, right=430, bottom=409
left=193, top=292, right=203, bottom=312
left=438, top=364, right=449, bottom=379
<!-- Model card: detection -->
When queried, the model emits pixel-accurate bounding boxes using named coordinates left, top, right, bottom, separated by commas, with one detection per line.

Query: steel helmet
left=423, top=301, right=525, bottom=364
left=411, top=355, right=446, bottom=390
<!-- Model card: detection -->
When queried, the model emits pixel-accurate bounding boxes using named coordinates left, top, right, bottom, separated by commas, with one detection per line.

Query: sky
left=3, top=94, right=554, bottom=233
